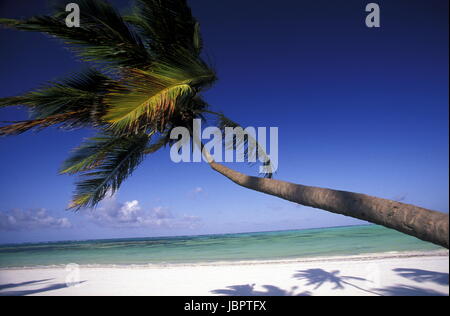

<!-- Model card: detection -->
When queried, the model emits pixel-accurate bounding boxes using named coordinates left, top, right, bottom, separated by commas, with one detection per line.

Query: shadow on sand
left=211, top=283, right=311, bottom=296
left=211, top=268, right=449, bottom=296
left=293, top=268, right=381, bottom=296
left=374, top=268, right=449, bottom=296
left=374, top=285, right=446, bottom=296
left=392, top=268, right=449, bottom=286
left=0, top=279, right=86, bottom=296
left=0, top=279, right=53, bottom=291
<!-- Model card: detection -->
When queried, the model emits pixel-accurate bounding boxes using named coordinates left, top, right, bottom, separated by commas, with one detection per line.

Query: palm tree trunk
left=208, top=161, right=449, bottom=249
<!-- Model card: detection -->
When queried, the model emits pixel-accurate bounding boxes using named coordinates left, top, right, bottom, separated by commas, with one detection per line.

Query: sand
left=0, top=251, right=448, bottom=296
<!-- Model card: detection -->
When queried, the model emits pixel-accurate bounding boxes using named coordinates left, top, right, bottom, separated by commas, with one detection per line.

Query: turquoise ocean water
left=0, top=225, right=444, bottom=268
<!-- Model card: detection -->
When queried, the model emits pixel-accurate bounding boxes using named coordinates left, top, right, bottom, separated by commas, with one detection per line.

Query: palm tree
left=0, top=0, right=448, bottom=248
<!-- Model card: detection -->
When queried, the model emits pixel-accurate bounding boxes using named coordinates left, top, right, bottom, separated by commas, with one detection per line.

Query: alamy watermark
left=169, top=119, right=279, bottom=174
left=65, top=263, right=82, bottom=288
left=65, top=3, right=80, bottom=28
left=65, top=2, right=381, bottom=29
left=61, top=1, right=381, bottom=173
left=365, top=3, right=381, bottom=28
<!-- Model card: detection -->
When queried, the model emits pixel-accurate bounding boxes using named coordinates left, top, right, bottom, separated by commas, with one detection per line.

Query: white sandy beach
left=0, top=252, right=448, bottom=296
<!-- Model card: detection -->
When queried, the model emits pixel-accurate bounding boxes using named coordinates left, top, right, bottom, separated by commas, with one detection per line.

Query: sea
left=0, top=225, right=444, bottom=268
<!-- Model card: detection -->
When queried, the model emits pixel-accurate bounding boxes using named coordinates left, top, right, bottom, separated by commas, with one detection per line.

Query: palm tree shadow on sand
left=212, top=267, right=449, bottom=296
left=293, top=268, right=449, bottom=296
left=374, top=285, right=446, bottom=296
left=211, top=283, right=311, bottom=296
left=0, top=279, right=53, bottom=291
left=393, top=268, right=449, bottom=286
left=293, top=268, right=382, bottom=296
left=374, top=268, right=449, bottom=296
left=0, top=279, right=86, bottom=296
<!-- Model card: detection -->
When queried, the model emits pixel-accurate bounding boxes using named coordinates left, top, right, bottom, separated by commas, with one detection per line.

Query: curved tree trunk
left=208, top=162, right=449, bottom=249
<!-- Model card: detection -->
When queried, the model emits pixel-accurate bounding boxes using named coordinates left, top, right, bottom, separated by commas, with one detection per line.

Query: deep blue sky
left=0, top=0, right=448, bottom=243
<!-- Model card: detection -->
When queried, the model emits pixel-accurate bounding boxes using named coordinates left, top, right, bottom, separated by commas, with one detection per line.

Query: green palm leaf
left=103, top=61, right=215, bottom=134
left=143, top=132, right=171, bottom=154
left=61, top=134, right=131, bottom=174
left=67, top=133, right=150, bottom=210
left=0, top=0, right=151, bottom=68
left=0, top=110, right=88, bottom=136
left=125, top=0, right=201, bottom=57
left=0, top=69, right=115, bottom=133
left=215, top=113, right=275, bottom=178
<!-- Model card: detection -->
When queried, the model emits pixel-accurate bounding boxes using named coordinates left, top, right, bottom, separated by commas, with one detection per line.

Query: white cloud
left=193, top=187, right=203, bottom=194
left=0, top=208, right=72, bottom=231
left=87, top=197, right=201, bottom=229
left=188, top=187, right=205, bottom=198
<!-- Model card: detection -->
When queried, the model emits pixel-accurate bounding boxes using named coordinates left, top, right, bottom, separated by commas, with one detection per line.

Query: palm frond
left=60, top=134, right=130, bottom=174
left=143, top=132, right=172, bottom=154
left=35, top=69, right=113, bottom=119
left=192, top=22, right=203, bottom=55
left=0, top=111, right=87, bottom=136
left=67, top=133, right=150, bottom=210
left=104, top=74, right=193, bottom=134
left=125, top=0, right=201, bottom=57
left=103, top=61, right=215, bottom=134
left=0, top=96, right=29, bottom=108
left=215, top=113, right=275, bottom=178
left=0, top=69, right=115, bottom=130
left=0, top=0, right=151, bottom=68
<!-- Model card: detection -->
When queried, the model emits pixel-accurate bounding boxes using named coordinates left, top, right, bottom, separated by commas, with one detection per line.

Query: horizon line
left=0, top=223, right=374, bottom=247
